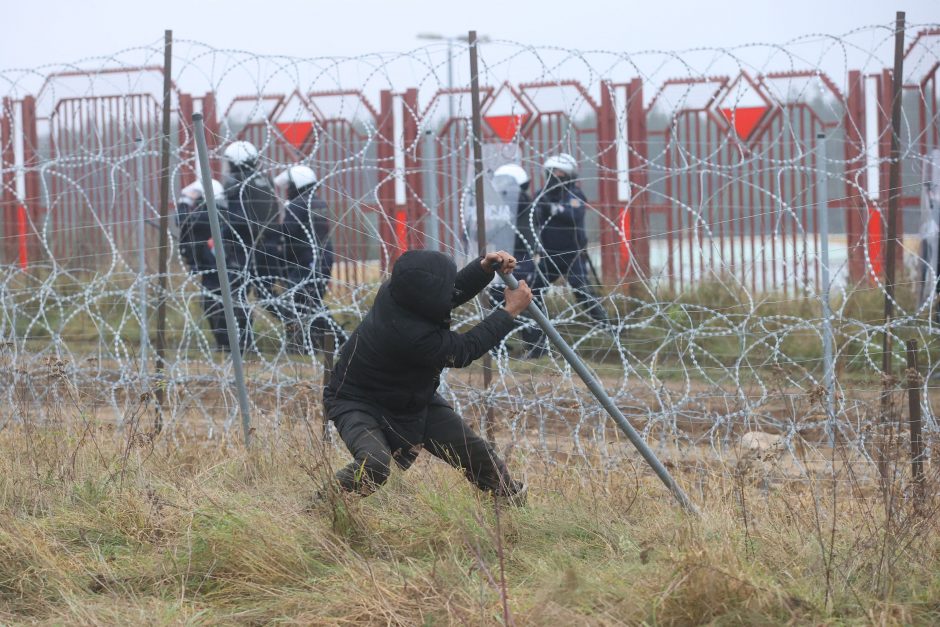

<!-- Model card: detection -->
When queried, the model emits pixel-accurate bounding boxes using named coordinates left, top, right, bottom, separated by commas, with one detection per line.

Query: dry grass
left=1, top=411, right=939, bottom=626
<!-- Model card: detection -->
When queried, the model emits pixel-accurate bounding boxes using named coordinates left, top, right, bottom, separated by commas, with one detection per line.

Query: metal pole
left=882, top=11, right=906, bottom=375
left=499, top=269, right=699, bottom=515
left=424, top=129, right=440, bottom=252
left=905, top=339, right=925, bottom=508
left=135, top=137, right=149, bottom=379
left=816, top=133, right=835, bottom=447
left=447, top=39, right=459, bottom=258
left=322, top=332, right=335, bottom=443
left=878, top=11, right=906, bottom=483
left=193, top=113, right=253, bottom=448
left=154, top=29, right=173, bottom=433
left=905, top=339, right=925, bottom=507
left=468, top=30, right=496, bottom=441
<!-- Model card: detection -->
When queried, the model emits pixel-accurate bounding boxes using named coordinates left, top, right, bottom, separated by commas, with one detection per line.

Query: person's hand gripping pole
left=483, top=252, right=532, bottom=317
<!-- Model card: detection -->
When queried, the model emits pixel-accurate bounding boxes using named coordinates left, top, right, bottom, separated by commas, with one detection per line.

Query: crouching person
left=323, top=249, right=532, bottom=503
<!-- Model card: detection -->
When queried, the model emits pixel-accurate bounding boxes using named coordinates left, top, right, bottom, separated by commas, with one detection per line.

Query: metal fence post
left=816, top=133, right=836, bottom=447
left=192, top=112, right=253, bottom=448
left=905, top=339, right=925, bottom=507
left=154, top=29, right=173, bottom=434
left=881, top=10, right=906, bottom=368
left=321, top=332, right=335, bottom=443
left=625, top=78, right=650, bottom=282
left=403, top=88, right=423, bottom=249
left=879, top=11, right=906, bottom=481
left=21, top=96, right=39, bottom=267
left=468, top=30, right=496, bottom=443
left=844, top=70, right=867, bottom=283
left=1, top=98, right=15, bottom=265
left=377, top=89, right=399, bottom=270
left=423, top=129, right=441, bottom=252
left=597, top=81, right=619, bottom=285
left=135, top=137, right=149, bottom=380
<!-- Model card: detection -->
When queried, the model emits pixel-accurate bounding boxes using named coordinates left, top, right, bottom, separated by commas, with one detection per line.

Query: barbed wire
left=1, top=24, right=939, bottom=479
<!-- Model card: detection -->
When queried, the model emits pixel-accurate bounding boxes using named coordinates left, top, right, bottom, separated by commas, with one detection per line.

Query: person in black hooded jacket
left=323, top=249, right=532, bottom=500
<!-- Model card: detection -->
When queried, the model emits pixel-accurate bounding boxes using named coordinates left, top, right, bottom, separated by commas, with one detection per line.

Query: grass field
left=2, top=417, right=938, bottom=625
left=3, top=266, right=940, bottom=624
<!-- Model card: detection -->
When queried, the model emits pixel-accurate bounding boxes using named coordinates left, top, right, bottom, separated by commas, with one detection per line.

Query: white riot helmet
left=493, top=163, right=530, bottom=187
left=274, top=165, right=318, bottom=194
left=543, top=153, right=578, bottom=177
left=223, top=140, right=260, bottom=169
left=206, top=178, right=225, bottom=201
left=179, top=178, right=226, bottom=208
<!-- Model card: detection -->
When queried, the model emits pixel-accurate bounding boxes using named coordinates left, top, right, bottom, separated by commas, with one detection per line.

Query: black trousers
left=179, top=223, right=229, bottom=349
left=331, top=401, right=513, bottom=495
left=222, top=224, right=285, bottom=350
left=281, top=243, right=344, bottom=351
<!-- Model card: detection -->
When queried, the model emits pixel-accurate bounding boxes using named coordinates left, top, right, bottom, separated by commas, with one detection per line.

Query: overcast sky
left=2, top=0, right=934, bottom=71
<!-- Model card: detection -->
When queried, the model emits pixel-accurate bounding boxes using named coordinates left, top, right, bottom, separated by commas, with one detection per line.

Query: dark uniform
left=176, top=180, right=228, bottom=349
left=221, top=165, right=283, bottom=351
left=527, top=174, right=609, bottom=352
left=324, top=250, right=524, bottom=498
left=281, top=183, right=344, bottom=352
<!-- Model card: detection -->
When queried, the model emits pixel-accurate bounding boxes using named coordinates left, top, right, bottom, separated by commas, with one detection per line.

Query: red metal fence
left=3, top=32, right=939, bottom=293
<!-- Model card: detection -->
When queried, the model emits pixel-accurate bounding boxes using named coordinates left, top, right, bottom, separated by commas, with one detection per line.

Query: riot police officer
left=176, top=177, right=229, bottom=350
left=274, top=165, right=345, bottom=353
left=527, top=153, right=610, bottom=357
left=221, top=140, right=283, bottom=351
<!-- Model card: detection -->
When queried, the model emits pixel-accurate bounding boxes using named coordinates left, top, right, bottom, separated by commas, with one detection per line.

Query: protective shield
left=918, top=149, right=940, bottom=305
left=461, top=173, right=518, bottom=258
left=459, top=143, right=523, bottom=261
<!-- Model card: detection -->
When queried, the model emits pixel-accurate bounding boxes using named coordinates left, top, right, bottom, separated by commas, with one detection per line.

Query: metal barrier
left=3, top=36, right=940, bottom=294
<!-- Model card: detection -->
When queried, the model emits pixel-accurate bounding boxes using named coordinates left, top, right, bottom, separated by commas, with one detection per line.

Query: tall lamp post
left=416, top=33, right=491, bottom=120
left=414, top=33, right=491, bottom=254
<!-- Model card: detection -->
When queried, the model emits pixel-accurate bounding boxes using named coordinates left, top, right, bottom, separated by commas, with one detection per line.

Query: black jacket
left=223, top=167, right=279, bottom=232
left=324, top=250, right=514, bottom=427
left=534, top=178, right=588, bottom=255
left=513, top=188, right=536, bottom=261
left=283, top=186, right=333, bottom=277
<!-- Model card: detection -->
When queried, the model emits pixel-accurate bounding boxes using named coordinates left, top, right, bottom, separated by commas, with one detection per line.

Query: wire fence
left=1, top=22, right=940, bottom=484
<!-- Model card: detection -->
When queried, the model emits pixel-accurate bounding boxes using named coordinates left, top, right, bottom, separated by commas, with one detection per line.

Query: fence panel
left=21, top=68, right=180, bottom=273
left=644, top=71, right=853, bottom=295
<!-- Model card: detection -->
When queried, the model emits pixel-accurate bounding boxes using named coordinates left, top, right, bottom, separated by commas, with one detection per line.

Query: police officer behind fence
left=274, top=165, right=345, bottom=353
left=221, top=140, right=284, bottom=351
left=528, top=152, right=610, bottom=357
left=176, top=176, right=229, bottom=350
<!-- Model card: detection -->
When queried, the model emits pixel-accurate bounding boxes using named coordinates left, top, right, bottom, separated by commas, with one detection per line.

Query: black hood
left=389, top=250, right=457, bottom=323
